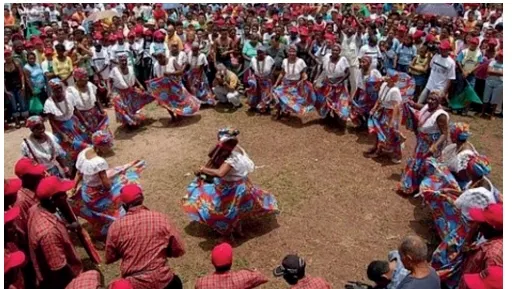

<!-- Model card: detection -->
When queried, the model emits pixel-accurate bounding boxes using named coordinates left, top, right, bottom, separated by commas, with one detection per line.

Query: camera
left=344, top=281, right=374, bottom=289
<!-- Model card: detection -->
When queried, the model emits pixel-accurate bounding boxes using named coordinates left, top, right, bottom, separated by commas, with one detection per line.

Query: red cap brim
left=4, top=251, right=26, bottom=273
left=468, top=207, right=486, bottom=223
left=5, top=178, right=22, bottom=195
left=463, top=273, right=487, bottom=289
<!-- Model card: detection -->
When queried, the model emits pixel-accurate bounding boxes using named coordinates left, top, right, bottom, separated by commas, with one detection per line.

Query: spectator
left=481, top=50, right=502, bottom=118
left=273, top=254, right=332, bottom=289
left=462, top=266, right=502, bottom=289
left=195, top=243, right=268, bottom=289
left=367, top=250, right=409, bottom=289
left=396, top=235, right=441, bottom=289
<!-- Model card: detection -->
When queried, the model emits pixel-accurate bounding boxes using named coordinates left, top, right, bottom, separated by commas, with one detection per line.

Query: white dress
left=66, top=82, right=98, bottom=111
left=21, top=132, right=66, bottom=171
left=282, top=58, right=307, bottom=81
left=223, top=146, right=255, bottom=182
left=417, top=106, right=449, bottom=134
left=322, top=54, right=350, bottom=80
left=250, top=56, right=274, bottom=77
left=76, top=147, right=109, bottom=187
left=377, top=83, right=401, bottom=109
left=440, top=143, right=477, bottom=173
left=43, top=95, right=75, bottom=121
left=109, top=66, right=136, bottom=90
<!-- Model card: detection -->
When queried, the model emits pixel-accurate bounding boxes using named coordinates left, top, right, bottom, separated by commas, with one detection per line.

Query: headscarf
left=217, top=127, right=240, bottom=142
left=450, top=122, right=471, bottom=142
left=360, top=56, right=372, bottom=65
left=429, top=90, right=444, bottom=101
left=92, top=131, right=113, bottom=148
left=48, top=78, right=63, bottom=89
left=26, top=116, right=44, bottom=130
left=288, top=44, right=297, bottom=52
left=73, top=67, right=88, bottom=80
left=467, top=155, right=491, bottom=178
left=117, top=53, right=128, bottom=61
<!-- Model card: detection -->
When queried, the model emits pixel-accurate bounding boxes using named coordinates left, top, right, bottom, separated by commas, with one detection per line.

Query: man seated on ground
left=195, top=242, right=268, bottom=289
left=367, top=250, right=409, bottom=289
left=396, top=235, right=441, bottom=289
left=212, top=64, right=243, bottom=109
left=273, top=254, right=332, bottom=289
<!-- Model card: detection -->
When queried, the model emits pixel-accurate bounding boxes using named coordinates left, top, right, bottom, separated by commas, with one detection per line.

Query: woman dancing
left=349, top=56, right=382, bottom=128
left=109, top=54, right=154, bottom=129
left=247, top=45, right=275, bottom=113
left=314, top=44, right=351, bottom=126
left=273, top=45, right=317, bottom=119
left=67, top=68, right=113, bottom=148
left=183, top=42, right=216, bottom=106
left=365, top=73, right=403, bottom=164
left=182, top=128, right=279, bottom=238
left=43, top=78, right=91, bottom=175
left=21, top=116, right=69, bottom=177
left=398, top=91, right=450, bottom=195
left=72, top=131, right=145, bottom=247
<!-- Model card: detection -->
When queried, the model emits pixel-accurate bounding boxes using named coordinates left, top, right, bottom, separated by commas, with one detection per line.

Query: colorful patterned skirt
left=398, top=131, right=441, bottom=195
left=182, top=177, right=279, bottom=235
left=314, top=79, right=350, bottom=120
left=112, top=87, right=155, bottom=126
left=70, top=160, right=146, bottom=239
left=273, top=79, right=317, bottom=115
left=146, top=76, right=201, bottom=116
left=368, top=107, right=403, bottom=159
left=184, top=67, right=217, bottom=106
left=247, top=74, right=273, bottom=112
left=349, top=79, right=382, bottom=127
left=50, top=117, right=91, bottom=167
left=80, top=107, right=114, bottom=148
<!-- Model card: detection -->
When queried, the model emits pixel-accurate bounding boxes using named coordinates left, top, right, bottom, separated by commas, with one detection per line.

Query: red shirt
left=65, top=270, right=102, bottom=289
left=27, top=205, right=82, bottom=287
left=16, top=188, right=39, bottom=236
left=458, top=238, right=503, bottom=289
left=195, top=269, right=268, bottom=289
left=290, top=276, right=332, bottom=289
left=105, top=206, right=186, bottom=289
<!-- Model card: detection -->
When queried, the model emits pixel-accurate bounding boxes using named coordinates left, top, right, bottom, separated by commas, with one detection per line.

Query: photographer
left=273, top=254, right=332, bottom=289
left=366, top=250, right=409, bottom=289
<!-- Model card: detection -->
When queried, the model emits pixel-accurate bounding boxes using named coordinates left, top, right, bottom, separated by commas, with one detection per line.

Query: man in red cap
left=195, top=243, right=268, bottom=289
left=462, top=266, right=502, bottom=289
left=65, top=270, right=102, bottom=289
left=458, top=204, right=503, bottom=289
left=4, top=250, right=27, bottom=289
left=27, top=176, right=82, bottom=289
left=456, top=37, right=483, bottom=88
left=105, top=184, right=186, bottom=289
left=273, top=254, right=332, bottom=288
left=417, top=39, right=456, bottom=104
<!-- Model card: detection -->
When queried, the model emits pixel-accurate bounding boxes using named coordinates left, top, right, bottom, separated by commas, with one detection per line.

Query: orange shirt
left=5, top=15, right=15, bottom=26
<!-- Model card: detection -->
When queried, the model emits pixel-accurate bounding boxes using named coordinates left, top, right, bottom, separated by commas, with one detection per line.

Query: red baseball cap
left=4, top=206, right=20, bottom=225
left=425, top=34, right=437, bottom=43
left=439, top=40, right=451, bottom=50
left=128, top=31, right=136, bottom=38
left=488, top=38, right=499, bottom=47
left=463, top=266, right=503, bottom=289
left=44, top=47, right=54, bottom=56
left=36, top=176, right=75, bottom=200
left=4, top=178, right=22, bottom=196
left=4, top=251, right=26, bottom=274
left=15, top=157, right=46, bottom=177
left=93, top=32, right=103, bottom=40
left=470, top=37, right=480, bottom=45
left=134, top=25, right=144, bottom=35
left=109, top=278, right=133, bottom=289
left=398, top=25, right=407, bottom=32
left=299, top=27, right=309, bottom=37
left=144, top=30, right=153, bottom=36
left=120, top=184, right=143, bottom=204
left=289, top=26, right=298, bottom=33
left=211, top=242, right=233, bottom=267
left=469, top=203, right=503, bottom=230
left=413, top=30, right=425, bottom=39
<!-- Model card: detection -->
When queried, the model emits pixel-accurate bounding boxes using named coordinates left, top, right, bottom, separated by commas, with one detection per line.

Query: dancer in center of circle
left=182, top=128, right=279, bottom=238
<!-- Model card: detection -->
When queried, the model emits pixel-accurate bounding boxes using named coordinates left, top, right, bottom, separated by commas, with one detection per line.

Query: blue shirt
left=382, top=49, right=397, bottom=70
left=387, top=250, right=410, bottom=289
left=397, top=45, right=417, bottom=66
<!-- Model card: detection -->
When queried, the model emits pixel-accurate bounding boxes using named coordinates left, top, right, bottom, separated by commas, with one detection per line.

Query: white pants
left=213, top=86, right=241, bottom=106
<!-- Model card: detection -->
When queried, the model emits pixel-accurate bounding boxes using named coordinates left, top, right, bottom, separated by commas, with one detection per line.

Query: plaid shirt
left=65, top=270, right=101, bottom=289
left=458, top=238, right=503, bottom=289
left=105, top=205, right=186, bottom=289
left=15, top=188, right=39, bottom=238
left=387, top=250, right=410, bottom=289
left=290, top=276, right=332, bottom=289
left=195, top=269, right=268, bottom=289
left=27, top=205, right=82, bottom=287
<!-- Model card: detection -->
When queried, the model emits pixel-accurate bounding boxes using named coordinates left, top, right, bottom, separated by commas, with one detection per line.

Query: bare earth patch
left=4, top=104, right=502, bottom=288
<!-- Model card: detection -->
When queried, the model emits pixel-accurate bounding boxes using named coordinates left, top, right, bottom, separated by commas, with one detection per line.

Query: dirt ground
left=4, top=103, right=503, bottom=289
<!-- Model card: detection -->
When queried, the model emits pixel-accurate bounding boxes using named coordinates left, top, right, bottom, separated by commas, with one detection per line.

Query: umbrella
left=162, top=3, right=182, bottom=10
left=85, top=10, right=120, bottom=22
left=416, top=4, right=458, bottom=17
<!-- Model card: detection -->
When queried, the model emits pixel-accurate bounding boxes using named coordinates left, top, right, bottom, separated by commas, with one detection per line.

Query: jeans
left=483, top=79, right=503, bottom=105
left=6, top=88, right=28, bottom=118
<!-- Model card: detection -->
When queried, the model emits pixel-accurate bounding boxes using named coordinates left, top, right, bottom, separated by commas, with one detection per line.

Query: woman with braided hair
left=182, top=128, right=279, bottom=238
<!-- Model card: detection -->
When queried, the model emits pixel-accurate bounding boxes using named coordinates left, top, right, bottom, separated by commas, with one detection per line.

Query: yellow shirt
left=225, top=70, right=239, bottom=90
left=54, top=56, right=73, bottom=79
left=166, top=34, right=184, bottom=51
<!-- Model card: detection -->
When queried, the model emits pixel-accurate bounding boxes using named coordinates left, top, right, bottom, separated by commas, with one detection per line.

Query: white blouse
left=250, top=56, right=275, bottom=77
left=440, top=143, right=477, bottom=173
left=109, top=66, right=136, bottom=90
left=455, top=187, right=497, bottom=220
left=357, top=69, right=382, bottom=89
left=20, top=132, right=65, bottom=170
left=418, top=105, right=449, bottom=134
left=186, top=52, right=208, bottom=68
left=283, top=58, right=307, bottom=81
left=66, top=82, right=98, bottom=111
left=223, top=146, right=255, bottom=182
left=76, top=147, right=109, bottom=187
left=43, top=95, right=75, bottom=121
left=378, top=83, right=401, bottom=109
left=322, top=55, right=350, bottom=80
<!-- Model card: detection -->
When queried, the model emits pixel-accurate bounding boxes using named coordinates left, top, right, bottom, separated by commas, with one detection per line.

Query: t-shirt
left=487, top=60, right=503, bottom=82
left=396, top=268, right=441, bottom=289
left=426, top=54, right=456, bottom=91
left=397, top=45, right=417, bottom=66
left=359, top=45, right=382, bottom=70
